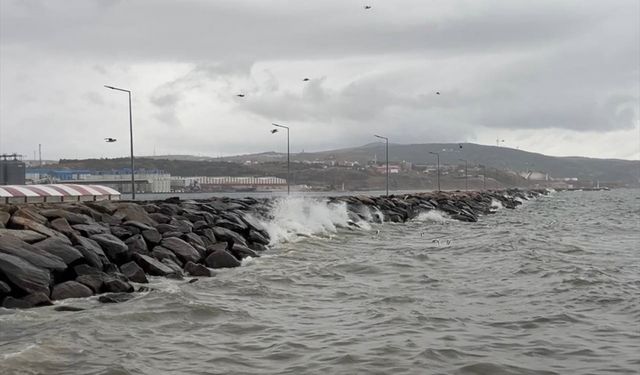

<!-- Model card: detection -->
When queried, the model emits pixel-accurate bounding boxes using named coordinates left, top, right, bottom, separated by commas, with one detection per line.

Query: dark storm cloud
left=0, top=0, right=638, bottom=159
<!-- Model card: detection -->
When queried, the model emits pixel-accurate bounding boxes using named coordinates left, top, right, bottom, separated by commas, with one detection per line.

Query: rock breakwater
left=0, top=189, right=547, bottom=309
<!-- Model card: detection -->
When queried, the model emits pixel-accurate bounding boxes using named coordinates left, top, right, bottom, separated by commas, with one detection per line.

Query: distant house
left=373, top=165, right=401, bottom=174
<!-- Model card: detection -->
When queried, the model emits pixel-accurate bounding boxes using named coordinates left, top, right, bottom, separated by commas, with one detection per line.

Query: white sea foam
left=491, top=198, right=504, bottom=210
left=2, top=343, right=37, bottom=360
left=414, top=210, right=451, bottom=223
left=258, top=197, right=372, bottom=244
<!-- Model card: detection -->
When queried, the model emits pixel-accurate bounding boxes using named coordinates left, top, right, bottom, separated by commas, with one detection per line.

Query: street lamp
left=104, top=85, right=135, bottom=200
left=271, top=123, right=290, bottom=195
left=374, top=134, right=389, bottom=196
left=459, top=158, right=468, bottom=191
left=480, top=164, right=487, bottom=190
left=429, top=151, right=440, bottom=192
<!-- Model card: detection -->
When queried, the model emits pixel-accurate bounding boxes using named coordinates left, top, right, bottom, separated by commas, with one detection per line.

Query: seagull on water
left=432, top=239, right=440, bottom=246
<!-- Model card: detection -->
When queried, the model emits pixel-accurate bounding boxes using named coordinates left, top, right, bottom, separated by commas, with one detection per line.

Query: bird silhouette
left=432, top=239, right=440, bottom=246
left=104, top=138, right=117, bottom=143
left=436, top=91, right=441, bottom=95
left=364, top=5, right=372, bottom=9
left=236, top=94, right=245, bottom=98
left=270, top=129, right=279, bottom=134
left=303, top=78, right=310, bottom=81
left=446, top=239, right=452, bottom=246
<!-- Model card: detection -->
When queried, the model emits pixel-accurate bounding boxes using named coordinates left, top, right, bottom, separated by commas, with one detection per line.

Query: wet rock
left=215, top=219, right=246, bottom=234
left=0, top=235, right=67, bottom=272
left=39, top=209, right=93, bottom=225
left=0, top=229, right=47, bottom=243
left=134, top=254, right=175, bottom=276
left=183, top=232, right=205, bottom=248
left=161, top=259, right=184, bottom=279
left=170, top=219, right=193, bottom=233
left=162, top=231, right=183, bottom=239
left=192, top=220, right=209, bottom=231
left=149, top=212, right=171, bottom=224
left=141, top=229, right=162, bottom=245
left=212, top=226, right=247, bottom=246
left=98, top=292, right=134, bottom=304
left=72, top=235, right=110, bottom=267
left=204, top=249, right=241, bottom=269
left=103, top=278, right=134, bottom=293
left=50, top=217, right=76, bottom=237
left=125, top=234, right=148, bottom=255
left=151, top=246, right=182, bottom=266
left=76, top=274, right=105, bottom=293
left=229, top=244, right=260, bottom=260
left=0, top=280, right=11, bottom=295
left=160, top=237, right=201, bottom=264
left=90, top=233, right=131, bottom=264
left=120, top=261, right=148, bottom=283
left=73, top=264, right=103, bottom=277
left=3, top=292, right=53, bottom=309
left=248, top=229, right=269, bottom=246
left=51, top=281, right=93, bottom=300
left=54, top=306, right=86, bottom=312
left=123, top=221, right=153, bottom=231
left=184, top=261, right=211, bottom=277
left=73, top=223, right=110, bottom=236
left=34, top=237, right=84, bottom=266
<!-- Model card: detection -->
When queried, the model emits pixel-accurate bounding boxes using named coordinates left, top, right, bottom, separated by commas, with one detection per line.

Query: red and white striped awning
left=0, top=184, right=120, bottom=198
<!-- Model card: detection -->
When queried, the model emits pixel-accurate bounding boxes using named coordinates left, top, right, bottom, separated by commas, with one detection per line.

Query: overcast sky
left=0, top=0, right=638, bottom=161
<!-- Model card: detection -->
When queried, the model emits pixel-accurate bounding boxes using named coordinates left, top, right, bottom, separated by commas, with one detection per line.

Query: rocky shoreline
left=0, top=189, right=548, bottom=309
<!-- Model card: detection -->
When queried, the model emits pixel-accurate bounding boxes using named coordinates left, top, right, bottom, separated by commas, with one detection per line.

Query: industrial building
left=0, top=154, right=26, bottom=185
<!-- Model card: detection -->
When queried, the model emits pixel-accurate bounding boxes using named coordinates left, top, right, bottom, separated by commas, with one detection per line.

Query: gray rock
left=76, top=274, right=105, bottom=293
left=0, top=280, right=11, bottom=295
left=98, top=293, right=134, bottom=304
left=150, top=246, right=182, bottom=266
left=156, top=223, right=178, bottom=234
left=204, top=249, right=241, bottom=269
left=162, top=231, right=183, bottom=239
left=51, top=281, right=93, bottom=300
left=72, top=235, right=110, bottom=267
left=184, top=261, right=211, bottom=277
left=0, top=235, right=67, bottom=272
left=39, top=209, right=93, bottom=225
left=183, top=232, right=205, bottom=248
left=90, top=233, right=130, bottom=264
left=149, top=212, right=171, bottom=224
left=141, top=229, right=162, bottom=245
left=125, top=234, right=148, bottom=255
left=123, top=220, right=154, bottom=231
left=0, top=229, right=47, bottom=243
left=248, top=229, right=270, bottom=245
left=10, top=215, right=66, bottom=240
left=34, top=237, right=84, bottom=266
left=0, top=211, right=10, bottom=227
left=229, top=244, right=260, bottom=260
left=212, top=226, right=247, bottom=246
left=2, top=292, right=53, bottom=309
left=12, top=208, right=48, bottom=225
left=160, top=237, right=201, bottom=264
left=113, top=204, right=157, bottom=226
left=110, top=225, right=136, bottom=239
left=103, top=278, right=134, bottom=293
left=120, top=261, right=148, bottom=283
left=73, top=264, right=104, bottom=276
left=134, top=254, right=174, bottom=276
left=160, top=259, right=184, bottom=280
left=73, top=223, right=110, bottom=236
left=50, top=217, right=76, bottom=237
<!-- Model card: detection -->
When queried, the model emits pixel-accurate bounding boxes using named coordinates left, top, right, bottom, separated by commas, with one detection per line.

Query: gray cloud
left=0, top=0, right=638, bottom=160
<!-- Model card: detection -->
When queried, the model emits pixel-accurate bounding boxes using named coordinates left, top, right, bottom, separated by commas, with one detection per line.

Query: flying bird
left=436, top=92, right=441, bottom=95
left=236, top=94, right=245, bottom=98
left=364, top=5, right=372, bottom=9
left=303, top=78, right=310, bottom=81
left=270, top=129, right=279, bottom=134
left=104, top=138, right=117, bottom=143
left=459, top=144, right=463, bottom=149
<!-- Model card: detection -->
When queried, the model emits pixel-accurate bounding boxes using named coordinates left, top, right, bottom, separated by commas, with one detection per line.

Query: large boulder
left=183, top=233, right=205, bottom=248
left=50, top=217, right=76, bottom=237
left=134, top=254, right=174, bottom=276
left=125, top=234, right=148, bottom=255
left=141, top=229, right=162, bottom=245
left=248, top=230, right=270, bottom=246
left=204, top=249, right=241, bottom=269
left=160, top=237, right=201, bottom=264
left=212, top=227, right=247, bottom=246
left=76, top=274, right=106, bottom=293
left=73, top=223, right=110, bottom=236
left=90, top=233, right=131, bottom=264
left=0, top=235, right=67, bottom=271
left=0, top=280, right=11, bottom=295
left=9, top=215, right=67, bottom=241
left=228, top=244, right=260, bottom=260
left=34, top=237, right=84, bottom=266
left=110, top=225, right=136, bottom=240
left=151, top=246, right=182, bottom=266
left=12, top=208, right=48, bottom=225
left=0, top=253, right=51, bottom=294
left=72, top=235, right=110, bottom=267
left=113, top=204, right=157, bottom=227
left=103, top=278, right=134, bottom=293
left=184, top=261, right=211, bottom=277
left=156, top=223, right=178, bottom=234
left=0, top=229, right=46, bottom=243
left=120, top=261, right=148, bottom=283
left=39, top=209, right=93, bottom=225
left=0, top=211, right=10, bottom=227
left=51, top=281, right=94, bottom=300
left=123, top=221, right=154, bottom=231
left=2, top=292, right=53, bottom=309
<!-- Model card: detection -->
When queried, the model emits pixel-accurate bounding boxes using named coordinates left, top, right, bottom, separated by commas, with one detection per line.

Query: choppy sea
left=1, top=189, right=639, bottom=375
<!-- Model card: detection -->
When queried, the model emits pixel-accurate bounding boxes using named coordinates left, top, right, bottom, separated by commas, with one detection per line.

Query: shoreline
left=0, top=189, right=548, bottom=309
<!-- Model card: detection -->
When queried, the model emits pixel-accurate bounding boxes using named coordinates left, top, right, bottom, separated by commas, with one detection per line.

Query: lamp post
left=480, top=164, right=487, bottom=190
left=104, top=85, right=135, bottom=200
left=374, top=134, right=389, bottom=196
left=459, top=158, right=468, bottom=191
left=429, top=151, right=440, bottom=192
left=271, top=123, right=290, bottom=195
